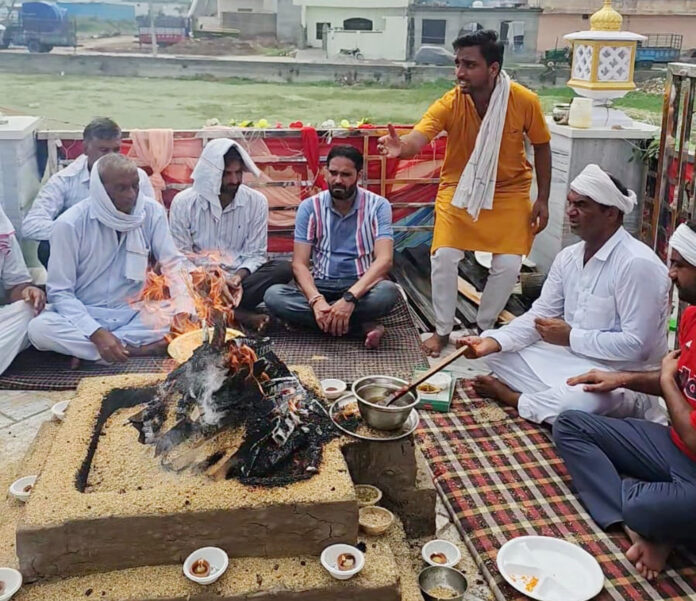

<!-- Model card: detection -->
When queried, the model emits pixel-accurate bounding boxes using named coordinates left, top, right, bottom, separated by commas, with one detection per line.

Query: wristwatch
left=342, top=291, right=358, bottom=304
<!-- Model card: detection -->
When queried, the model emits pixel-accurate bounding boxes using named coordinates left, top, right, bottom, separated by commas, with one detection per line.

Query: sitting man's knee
left=263, top=284, right=289, bottom=310
left=552, top=409, right=587, bottom=443
left=27, top=313, right=48, bottom=346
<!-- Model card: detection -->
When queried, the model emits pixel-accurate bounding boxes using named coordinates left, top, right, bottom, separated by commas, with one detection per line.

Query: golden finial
left=590, top=0, right=623, bottom=32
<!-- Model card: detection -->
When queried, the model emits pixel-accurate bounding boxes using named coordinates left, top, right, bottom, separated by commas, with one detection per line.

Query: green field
left=0, top=73, right=664, bottom=130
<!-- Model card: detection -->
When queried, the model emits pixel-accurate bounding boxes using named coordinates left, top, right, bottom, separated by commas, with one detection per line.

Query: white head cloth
left=451, top=70, right=511, bottom=221
left=89, top=157, right=148, bottom=282
left=191, top=138, right=260, bottom=221
left=669, top=223, right=696, bottom=268
left=569, top=164, right=637, bottom=214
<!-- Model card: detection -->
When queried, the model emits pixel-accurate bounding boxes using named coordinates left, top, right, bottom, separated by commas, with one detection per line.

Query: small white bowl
left=422, top=539, right=461, bottom=568
left=51, top=400, right=70, bottom=421
left=320, top=544, right=365, bottom=580
left=0, top=567, right=22, bottom=601
left=9, top=476, right=37, bottom=503
left=183, top=547, right=229, bottom=585
left=320, top=378, right=347, bottom=400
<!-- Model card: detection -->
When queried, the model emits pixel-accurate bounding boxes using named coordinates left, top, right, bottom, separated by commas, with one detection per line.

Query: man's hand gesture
left=535, top=317, right=571, bottom=346
left=377, top=124, right=403, bottom=159
left=455, top=336, right=501, bottom=358
left=89, top=328, right=129, bottom=363
left=21, top=286, right=46, bottom=315
left=312, top=297, right=333, bottom=333
left=567, top=369, right=625, bottom=393
left=326, top=298, right=355, bottom=337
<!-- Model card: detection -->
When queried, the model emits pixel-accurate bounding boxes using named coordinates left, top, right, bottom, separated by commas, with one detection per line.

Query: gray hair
left=97, top=153, right=137, bottom=179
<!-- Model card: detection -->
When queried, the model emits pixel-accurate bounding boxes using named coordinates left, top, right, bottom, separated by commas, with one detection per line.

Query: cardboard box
left=413, top=369, right=454, bottom=412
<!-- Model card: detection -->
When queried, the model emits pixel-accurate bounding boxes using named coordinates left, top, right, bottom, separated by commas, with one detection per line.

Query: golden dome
left=590, top=0, right=623, bottom=32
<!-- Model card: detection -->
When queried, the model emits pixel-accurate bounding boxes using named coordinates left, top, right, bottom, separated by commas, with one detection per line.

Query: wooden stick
left=387, top=344, right=470, bottom=406
left=457, top=276, right=516, bottom=324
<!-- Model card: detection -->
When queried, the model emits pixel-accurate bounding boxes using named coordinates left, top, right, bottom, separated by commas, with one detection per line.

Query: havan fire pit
left=16, top=323, right=357, bottom=581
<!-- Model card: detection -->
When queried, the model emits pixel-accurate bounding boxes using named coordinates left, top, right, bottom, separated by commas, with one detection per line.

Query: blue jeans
left=553, top=410, right=696, bottom=543
left=264, top=278, right=400, bottom=332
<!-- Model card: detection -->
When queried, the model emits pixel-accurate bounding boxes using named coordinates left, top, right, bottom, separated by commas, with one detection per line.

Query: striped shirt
left=168, top=184, right=268, bottom=274
left=22, top=154, right=155, bottom=242
left=294, top=187, right=393, bottom=280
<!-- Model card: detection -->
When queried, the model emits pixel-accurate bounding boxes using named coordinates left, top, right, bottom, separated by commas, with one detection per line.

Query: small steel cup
left=418, top=565, right=468, bottom=601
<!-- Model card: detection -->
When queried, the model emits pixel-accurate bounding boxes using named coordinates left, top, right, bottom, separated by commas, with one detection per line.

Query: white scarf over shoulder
left=451, top=70, right=511, bottom=221
left=89, top=158, right=149, bottom=282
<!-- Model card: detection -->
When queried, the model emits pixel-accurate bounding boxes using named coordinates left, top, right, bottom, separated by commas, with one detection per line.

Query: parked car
left=415, top=45, right=455, bottom=66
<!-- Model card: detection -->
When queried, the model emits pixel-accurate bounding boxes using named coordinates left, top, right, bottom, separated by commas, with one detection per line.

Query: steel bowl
left=351, top=375, right=420, bottom=431
left=418, top=566, right=468, bottom=601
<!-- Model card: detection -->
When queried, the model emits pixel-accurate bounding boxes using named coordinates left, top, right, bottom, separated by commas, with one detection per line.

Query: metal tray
left=329, top=394, right=419, bottom=442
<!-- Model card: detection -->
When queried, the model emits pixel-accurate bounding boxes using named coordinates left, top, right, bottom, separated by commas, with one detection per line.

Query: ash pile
left=130, top=318, right=338, bottom=486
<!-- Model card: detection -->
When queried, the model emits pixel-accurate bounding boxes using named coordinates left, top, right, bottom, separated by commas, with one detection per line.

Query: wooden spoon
left=385, top=345, right=469, bottom=407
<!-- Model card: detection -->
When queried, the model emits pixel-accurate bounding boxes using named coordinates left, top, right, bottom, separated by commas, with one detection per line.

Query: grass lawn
left=0, top=73, right=664, bottom=130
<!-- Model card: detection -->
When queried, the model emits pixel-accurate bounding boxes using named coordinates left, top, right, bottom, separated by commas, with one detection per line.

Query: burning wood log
left=129, top=317, right=338, bottom=486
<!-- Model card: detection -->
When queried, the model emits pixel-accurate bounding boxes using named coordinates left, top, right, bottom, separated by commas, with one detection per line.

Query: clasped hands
left=312, top=296, right=355, bottom=337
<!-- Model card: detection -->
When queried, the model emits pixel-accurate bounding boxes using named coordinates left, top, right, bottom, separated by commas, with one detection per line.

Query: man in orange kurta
left=379, top=30, right=551, bottom=357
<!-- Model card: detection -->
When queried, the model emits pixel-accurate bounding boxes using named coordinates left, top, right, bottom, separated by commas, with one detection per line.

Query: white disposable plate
left=496, top=536, right=604, bottom=601
left=329, top=395, right=419, bottom=442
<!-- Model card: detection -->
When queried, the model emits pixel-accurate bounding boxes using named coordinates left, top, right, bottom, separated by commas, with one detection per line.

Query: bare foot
left=69, top=357, right=81, bottom=370
left=126, top=339, right=169, bottom=357
left=235, top=309, right=271, bottom=334
left=472, top=374, right=520, bottom=408
left=364, top=324, right=385, bottom=350
left=421, top=333, right=449, bottom=357
left=625, top=526, right=672, bottom=581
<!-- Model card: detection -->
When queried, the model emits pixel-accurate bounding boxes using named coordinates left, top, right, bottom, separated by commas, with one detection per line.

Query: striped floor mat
left=416, top=379, right=696, bottom=601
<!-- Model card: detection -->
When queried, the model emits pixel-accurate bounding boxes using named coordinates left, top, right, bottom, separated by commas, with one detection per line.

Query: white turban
left=569, top=164, right=637, bottom=215
left=669, top=223, right=696, bottom=268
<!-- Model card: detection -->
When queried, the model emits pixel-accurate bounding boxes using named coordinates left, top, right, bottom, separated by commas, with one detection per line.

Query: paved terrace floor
left=0, top=336, right=493, bottom=600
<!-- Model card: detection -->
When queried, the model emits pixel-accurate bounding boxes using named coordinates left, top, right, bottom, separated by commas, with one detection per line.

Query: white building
left=293, top=0, right=410, bottom=61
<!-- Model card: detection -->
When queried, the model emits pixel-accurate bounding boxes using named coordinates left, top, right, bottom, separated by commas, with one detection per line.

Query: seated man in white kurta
left=169, top=139, right=292, bottom=333
left=0, top=206, right=46, bottom=375
left=458, top=164, right=670, bottom=424
left=28, top=154, right=193, bottom=367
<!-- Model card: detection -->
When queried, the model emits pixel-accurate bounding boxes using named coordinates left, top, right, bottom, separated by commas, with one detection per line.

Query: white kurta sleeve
left=487, top=253, right=567, bottom=353
left=22, top=174, right=72, bottom=241
left=235, top=194, right=268, bottom=274
left=150, top=204, right=196, bottom=315
left=1, top=236, right=32, bottom=289
left=138, top=169, right=156, bottom=200
left=47, top=219, right=101, bottom=338
left=569, top=258, right=669, bottom=363
left=168, top=192, right=195, bottom=255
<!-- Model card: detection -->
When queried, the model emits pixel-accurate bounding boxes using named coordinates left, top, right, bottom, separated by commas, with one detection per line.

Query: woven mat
left=0, top=297, right=427, bottom=390
left=416, top=379, right=696, bottom=601
left=0, top=350, right=177, bottom=391
left=267, top=296, right=429, bottom=383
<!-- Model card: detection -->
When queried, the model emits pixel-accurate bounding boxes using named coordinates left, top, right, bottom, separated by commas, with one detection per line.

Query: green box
left=413, top=369, right=455, bottom=412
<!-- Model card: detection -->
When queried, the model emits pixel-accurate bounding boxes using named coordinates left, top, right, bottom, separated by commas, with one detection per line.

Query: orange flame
left=133, top=263, right=239, bottom=341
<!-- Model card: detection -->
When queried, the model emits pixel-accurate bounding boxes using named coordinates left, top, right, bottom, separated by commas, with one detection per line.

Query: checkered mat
left=416, top=379, right=696, bottom=601
left=0, top=297, right=427, bottom=390
left=267, top=295, right=429, bottom=383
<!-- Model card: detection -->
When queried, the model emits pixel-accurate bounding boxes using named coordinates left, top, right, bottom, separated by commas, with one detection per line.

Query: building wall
left=276, top=0, right=301, bottom=43
left=412, top=8, right=540, bottom=61
left=302, top=6, right=407, bottom=48
left=326, top=15, right=408, bottom=60
left=221, top=10, right=276, bottom=35
left=537, top=13, right=696, bottom=52
left=529, top=0, right=696, bottom=13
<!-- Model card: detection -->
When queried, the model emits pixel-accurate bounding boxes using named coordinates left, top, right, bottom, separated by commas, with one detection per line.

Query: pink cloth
left=128, top=129, right=175, bottom=203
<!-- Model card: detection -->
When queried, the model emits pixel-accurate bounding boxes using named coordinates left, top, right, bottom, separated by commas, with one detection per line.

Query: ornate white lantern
left=564, top=0, right=646, bottom=127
